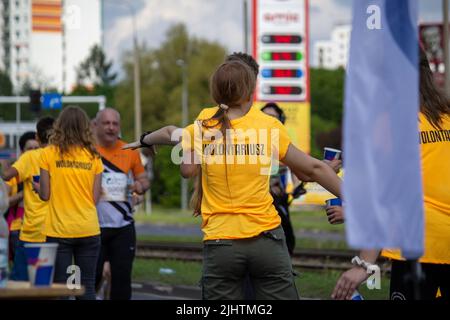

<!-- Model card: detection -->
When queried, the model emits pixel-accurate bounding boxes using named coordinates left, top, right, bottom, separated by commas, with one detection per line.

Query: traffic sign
left=42, top=93, right=63, bottom=110
left=0, top=151, right=16, bottom=159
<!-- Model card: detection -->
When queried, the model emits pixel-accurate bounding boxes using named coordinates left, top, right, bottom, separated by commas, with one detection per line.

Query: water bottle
left=0, top=178, right=9, bottom=288
left=351, top=290, right=364, bottom=300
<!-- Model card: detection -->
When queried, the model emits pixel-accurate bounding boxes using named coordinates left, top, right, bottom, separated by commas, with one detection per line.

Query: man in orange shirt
left=94, top=108, right=150, bottom=300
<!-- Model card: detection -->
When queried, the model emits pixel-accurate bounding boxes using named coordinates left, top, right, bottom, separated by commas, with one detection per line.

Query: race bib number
left=101, top=172, right=128, bottom=202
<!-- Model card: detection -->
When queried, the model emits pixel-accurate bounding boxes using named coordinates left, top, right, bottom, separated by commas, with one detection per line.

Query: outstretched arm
left=282, top=144, right=342, bottom=198
left=122, top=125, right=180, bottom=150
left=331, top=249, right=380, bottom=300
left=292, top=159, right=342, bottom=182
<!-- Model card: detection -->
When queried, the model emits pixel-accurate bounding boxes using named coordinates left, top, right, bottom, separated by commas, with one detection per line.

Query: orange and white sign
left=32, top=0, right=62, bottom=33
left=252, top=0, right=310, bottom=154
left=253, top=0, right=310, bottom=102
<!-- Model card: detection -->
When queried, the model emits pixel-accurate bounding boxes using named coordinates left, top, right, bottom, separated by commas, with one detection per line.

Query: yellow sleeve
left=181, top=107, right=220, bottom=153
left=5, top=176, right=16, bottom=187
left=94, top=157, right=104, bottom=175
left=39, top=147, right=51, bottom=171
left=272, top=120, right=292, bottom=160
left=5, top=178, right=18, bottom=196
left=182, top=124, right=195, bottom=151
left=12, top=152, right=30, bottom=182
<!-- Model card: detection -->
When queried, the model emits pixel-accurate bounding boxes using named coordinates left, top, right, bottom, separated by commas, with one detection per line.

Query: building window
left=15, top=15, right=19, bottom=23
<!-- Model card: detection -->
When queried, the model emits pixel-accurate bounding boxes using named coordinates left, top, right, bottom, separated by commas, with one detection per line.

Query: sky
left=102, top=0, right=444, bottom=73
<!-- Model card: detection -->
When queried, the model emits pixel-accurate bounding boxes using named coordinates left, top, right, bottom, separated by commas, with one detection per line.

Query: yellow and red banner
left=32, top=0, right=62, bottom=33
left=253, top=101, right=310, bottom=154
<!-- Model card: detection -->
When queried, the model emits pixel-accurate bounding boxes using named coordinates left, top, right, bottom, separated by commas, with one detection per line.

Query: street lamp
left=105, top=0, right=142, bottom=140
left=177, top=59, right=189, bottom=211
left=126, top=2, right=142, bottom=141
left=243, top=0, right=249, bottom=53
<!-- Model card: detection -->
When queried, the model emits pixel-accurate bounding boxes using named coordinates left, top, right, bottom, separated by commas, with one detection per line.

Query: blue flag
left=343, top=0, right=423, bottom=258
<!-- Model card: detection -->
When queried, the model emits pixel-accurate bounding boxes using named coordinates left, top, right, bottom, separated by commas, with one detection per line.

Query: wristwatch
left=139, top=131, right=153, bottom=148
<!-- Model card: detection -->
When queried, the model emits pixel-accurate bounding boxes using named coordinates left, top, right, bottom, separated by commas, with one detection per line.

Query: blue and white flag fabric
left=343, top=0, right=424, bottom=259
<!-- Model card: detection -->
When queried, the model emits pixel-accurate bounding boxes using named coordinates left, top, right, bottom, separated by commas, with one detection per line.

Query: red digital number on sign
left=261, top=35, right=302, bottom=44
left=263, top=86, right=303, bottom=95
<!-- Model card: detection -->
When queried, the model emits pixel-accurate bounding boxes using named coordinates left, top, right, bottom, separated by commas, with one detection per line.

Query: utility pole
left=131, top=8, right=142, bottom=141
left=103, top=1, right=141, bottom=139
left=243, top=0, right=249, bottom=53
left=177, top=59, right=189, bottom=211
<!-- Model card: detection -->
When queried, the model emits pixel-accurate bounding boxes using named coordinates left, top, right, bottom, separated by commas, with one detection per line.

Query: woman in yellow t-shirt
left=331, top=48, right=450, bottom=301
left=125, top=60, right=342, bottom=300
left=3, top=132, right=38, bottom=263
left=39, top=106, right=103, bottom=300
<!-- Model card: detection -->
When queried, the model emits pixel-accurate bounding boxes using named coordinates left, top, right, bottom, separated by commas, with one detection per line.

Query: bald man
left=94, top=108, right=150, bottom=300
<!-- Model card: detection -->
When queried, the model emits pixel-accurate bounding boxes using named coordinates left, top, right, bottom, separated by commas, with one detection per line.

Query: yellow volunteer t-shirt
left=12, top=149, right=47, bottom=242
left=5, top=177, right=22, bottom=231
left=382, top=113, right=450, bottom=264
left=40, top=145, right=103, bottom=238
left=183, top=106, right=291, bottom=241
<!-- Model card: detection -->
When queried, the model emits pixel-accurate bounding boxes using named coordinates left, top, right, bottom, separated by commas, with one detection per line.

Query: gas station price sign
left=253, top=0, right=309, bottom=102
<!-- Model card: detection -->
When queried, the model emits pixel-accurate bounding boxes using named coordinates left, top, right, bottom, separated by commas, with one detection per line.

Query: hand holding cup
left=325, top=198, right=344, bottom=225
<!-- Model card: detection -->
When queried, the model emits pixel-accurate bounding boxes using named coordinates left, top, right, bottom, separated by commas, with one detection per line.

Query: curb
left=132, top=282, right=320, bottom=300
left=132, top=282, right=201, bottom=300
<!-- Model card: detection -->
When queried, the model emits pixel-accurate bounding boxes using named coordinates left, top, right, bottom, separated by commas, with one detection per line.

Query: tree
left=0, top=70, right=14, bottom=121
left=310, top=67, right=345, bottom=123
left=70, top=45, right=118, bottom=117
left=116, top=24, right=227, bottom=138
left=115, top=23, right=227, bottom=207
left=0, top=70, right=13, bottom=96
left=309, top=67, right=345, bottom=158
left=76, top=44, right=117, bottom=87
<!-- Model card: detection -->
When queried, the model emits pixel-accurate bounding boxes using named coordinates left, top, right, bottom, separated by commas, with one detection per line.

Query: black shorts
left=390, top=260, right=450, bottom=300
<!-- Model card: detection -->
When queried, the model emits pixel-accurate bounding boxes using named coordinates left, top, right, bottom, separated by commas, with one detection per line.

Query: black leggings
left=390, top=260, right=450, bottom=300
left=96, top=224, right=136, bottom=300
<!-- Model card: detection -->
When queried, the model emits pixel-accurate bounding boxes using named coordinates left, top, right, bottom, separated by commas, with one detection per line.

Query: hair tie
left=219, top=104, right=229, bottom=111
